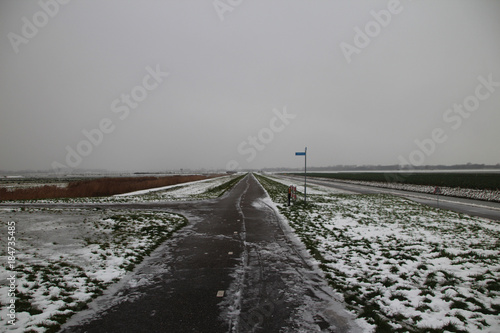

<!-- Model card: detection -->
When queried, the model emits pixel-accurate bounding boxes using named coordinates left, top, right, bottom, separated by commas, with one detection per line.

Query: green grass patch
left=302, top=172, right=500, bottom=191
left=255, top=173, right=500, bottom=333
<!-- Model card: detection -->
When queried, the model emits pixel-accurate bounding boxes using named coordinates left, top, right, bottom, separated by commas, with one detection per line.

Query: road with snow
left=3, top=173, right=498, bottom=332
left=59, top=174, right=360, bottom=332
left=280, top=175, right=500, bottom=221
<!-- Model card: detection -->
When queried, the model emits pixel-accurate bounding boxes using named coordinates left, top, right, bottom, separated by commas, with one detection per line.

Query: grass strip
left=301, top=172, right=500, bottom=191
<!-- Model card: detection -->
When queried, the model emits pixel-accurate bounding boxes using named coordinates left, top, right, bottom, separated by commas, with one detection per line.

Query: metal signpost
left=434, top=186, right=441, bottom=208
left=295, top=147, right=307, bottom=202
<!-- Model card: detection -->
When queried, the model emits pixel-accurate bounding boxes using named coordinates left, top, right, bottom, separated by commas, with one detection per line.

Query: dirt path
left=57, top=174, right=360, bottom=332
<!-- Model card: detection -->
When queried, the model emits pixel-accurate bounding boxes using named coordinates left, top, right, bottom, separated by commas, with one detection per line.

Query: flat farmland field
left=0, top=174, right=222, bottom=201
left=303, top=172, right=500, bottom=191
left=256, top=174, right=500, bottom=333
left=0, top=174, right=243, bottom=333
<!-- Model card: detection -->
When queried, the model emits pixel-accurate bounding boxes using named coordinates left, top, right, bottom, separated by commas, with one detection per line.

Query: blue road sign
left=295, top=147, right=307, bottom=202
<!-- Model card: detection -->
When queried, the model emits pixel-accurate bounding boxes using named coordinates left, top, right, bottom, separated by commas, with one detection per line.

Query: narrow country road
left=280, top=175, right=500, bottom=222
left=58, top=174, right=360, bottom=332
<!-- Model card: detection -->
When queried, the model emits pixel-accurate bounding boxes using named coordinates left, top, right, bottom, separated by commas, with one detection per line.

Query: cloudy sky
left=1, top=0, right=499, bottom=172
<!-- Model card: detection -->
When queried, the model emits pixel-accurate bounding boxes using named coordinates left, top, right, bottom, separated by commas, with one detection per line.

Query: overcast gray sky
left=1, top=0, right=499, bottom=172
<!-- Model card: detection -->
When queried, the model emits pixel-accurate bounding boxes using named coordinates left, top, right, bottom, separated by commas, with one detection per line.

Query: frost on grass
left=138, top=173, right=245, bottom=201
left=0, top=209, right=186, bottom=333
left=256, top=174, right=500, bottom=333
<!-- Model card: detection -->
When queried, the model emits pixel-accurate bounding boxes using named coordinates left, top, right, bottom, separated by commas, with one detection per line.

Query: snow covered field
left=256, top=174, right=500, bottom=333
left=0, top=208, right=186, bottom=332
left=3, top=172, right=498, bottom=332
left=0, top=174, right=241, bottom=333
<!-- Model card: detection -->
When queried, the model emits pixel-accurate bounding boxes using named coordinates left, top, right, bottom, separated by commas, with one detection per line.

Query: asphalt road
left=56, top=174, right=360, bottom=332
left=6, top=173, right=498, bottom=332
left=280, top=175, right=500, bottom=222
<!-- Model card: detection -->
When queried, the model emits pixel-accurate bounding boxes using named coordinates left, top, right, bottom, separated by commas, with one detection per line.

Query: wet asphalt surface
left=4, top=173, right=497, bottom=332
left=55, top=174, right=359, bottom=333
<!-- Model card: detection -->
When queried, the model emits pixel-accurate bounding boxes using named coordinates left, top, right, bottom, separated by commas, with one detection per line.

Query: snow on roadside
left=5, top=174, right=238, bottom=205
left=114, top=176, right=229, bottom=197
left=0, top=208, right=186, bottom=333
left=261, top=174, right=349, bottom=195
left=139, top=174, right=238, bottom=201
left=0, top=174, right=244, bottom=332
left=306, top=177, right=500, bottom=203
left=256, top=174, right=500, bottom=333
